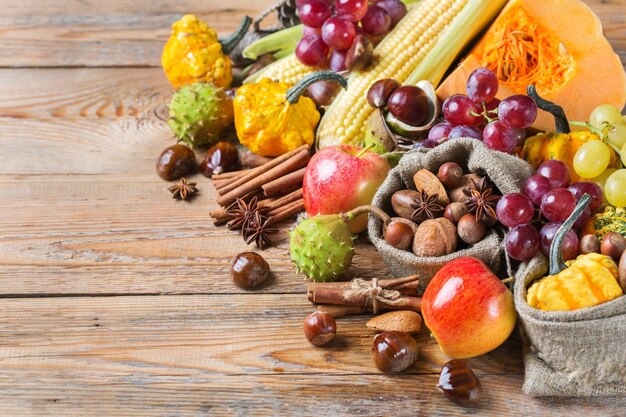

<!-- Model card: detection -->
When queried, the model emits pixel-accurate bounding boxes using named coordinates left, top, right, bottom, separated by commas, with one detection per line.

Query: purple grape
left=496, top=193, right=535, bottom=228
left=536, top=159, right=571, bottom=188
left=568, top=182, right=603, bottom=213
left=483, top=120, right=517, bottom=153
left=448, top=125, right=482, bottom=140
left=299, top=0, right=332, bottom=28
left=484, top=98, right=500, bottom=114
left=427, top=122, right=452, bottom=141
left=296, top=35, right=329, bottom=66
left=321, top=17, right=356, bottom=51
left=512, top=127, right=526, bottom=146
left=540, top=222, right=579, bottom=261
left=540, top=188, right=576, bottom=222
left=498, top=95, right=538, bottom=128
left=412, top=138, right=439, bottom=149
left=442, top=94, right=482, bottom=126
left=376, top=0, right=408, bottom=27
left=523, top=174, right=552, bottom=205
left=360, top=5, right=391, bottom=36
left=335, top=0, right=368, bottom=22
left=505, top=224, right=540, bottom=261
left=466, top=68, right=499, bottom=104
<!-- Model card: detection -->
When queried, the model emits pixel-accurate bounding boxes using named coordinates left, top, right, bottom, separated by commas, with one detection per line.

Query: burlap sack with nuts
left=368, top=139, right=533, bottom=293
left=514, top=255, right=626, bottom=397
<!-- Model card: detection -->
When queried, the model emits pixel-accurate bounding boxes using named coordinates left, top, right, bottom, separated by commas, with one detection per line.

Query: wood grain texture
left=0, top=0, right=623, bottom=67
left=0, top=0, right=624, bottom=415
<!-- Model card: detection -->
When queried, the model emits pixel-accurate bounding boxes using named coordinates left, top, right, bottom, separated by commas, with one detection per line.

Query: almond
left=413, top=169, right=449, bottom=206
left=366, top=310, right=423, bottom=334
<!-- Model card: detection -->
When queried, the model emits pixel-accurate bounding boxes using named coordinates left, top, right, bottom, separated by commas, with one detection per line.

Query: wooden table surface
left=0, top=0, right=625, bottom=415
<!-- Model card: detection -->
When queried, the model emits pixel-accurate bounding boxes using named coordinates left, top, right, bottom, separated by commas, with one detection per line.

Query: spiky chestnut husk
left=168, top=82, right=234, bottom=147
left=289, top=206, right=391, bottom=282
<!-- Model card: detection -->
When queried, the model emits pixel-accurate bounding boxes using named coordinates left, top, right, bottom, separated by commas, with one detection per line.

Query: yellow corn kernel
left=244, top=54, right=317, bottom=86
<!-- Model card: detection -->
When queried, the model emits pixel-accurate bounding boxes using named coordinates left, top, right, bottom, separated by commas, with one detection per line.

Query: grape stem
left=569, top=120, right=623, bottom=157
left=470, top=102, right=498, bottom=124
left=549, top=194, right=591, bottom=275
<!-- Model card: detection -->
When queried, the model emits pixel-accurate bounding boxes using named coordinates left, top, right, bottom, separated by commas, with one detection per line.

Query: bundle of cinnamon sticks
left=209, top=144, right=310, bottom=227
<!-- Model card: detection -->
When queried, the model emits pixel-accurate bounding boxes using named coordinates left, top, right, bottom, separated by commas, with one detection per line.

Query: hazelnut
left=448, top=173, right=483, bottom=203
left=437, top=360, right=482, bottom=405
left=412, top=218, right=457, bottom=257
left=600, top=232, right=626, bottom=262
left=457, top=214, right=486, bottom=245
left=391, top=189, right=422, bottom=220
left=579, top=234, right=601, bottom=254
left=304, top=311, right=337, bottom=346
left=437, top=162, right=464, bottom=189
left=443, top=202, right=468, bottom=224
left=230, top=252, right=270, bottom=289
left=371, top=331, right=419, bottom=373
left=384, top=220, right=415, bottom=250
left=367, top=78, right=401, bottom=109
left=200, top=141, right=239, bottom=177
left=413, top=169, right=449, bottom=206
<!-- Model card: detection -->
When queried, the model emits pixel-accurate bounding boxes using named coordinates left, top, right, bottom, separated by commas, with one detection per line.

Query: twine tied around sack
left=342, top=278, right=405, bottom=314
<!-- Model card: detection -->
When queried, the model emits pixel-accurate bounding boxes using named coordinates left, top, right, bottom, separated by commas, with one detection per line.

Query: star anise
left=410, top=189, right=444, bottom=221
left=243, top=211, right=278, bottom=249
left=225, top=196, right=262, bottom=231
left=168, top=178, right=198, bottom=200
left=463, top=177, right=500, bottom=221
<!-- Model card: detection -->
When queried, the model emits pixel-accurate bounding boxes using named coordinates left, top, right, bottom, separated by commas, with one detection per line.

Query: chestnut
left=371, top=331, right=418, bottom=373
left=230, top=252, right=270, bottom=290
left=304, top=311, right=337, bottom=346
left=443, top=202, right=468, bottom=225
left=600, top=232, right=626, bottom=262
left=437, top=162, right=464, bottom=189
left=619, top=250, right=626, bottom=292
left=437, top=359, right=482, bottom=405
left=579, top=234, right=600, bottom=254
left=156, top=144, right=196, bottom=180
left=384, top=220, right=415, bottom=250
left=200, top=141, right=239, bottom=177
left=345, top=34, right=373, bottom=71
left=457, top=214, right=486, bottom=244
left=387, top=86, right=429, bottom=127
left=367, top=78, right=400, bottom=108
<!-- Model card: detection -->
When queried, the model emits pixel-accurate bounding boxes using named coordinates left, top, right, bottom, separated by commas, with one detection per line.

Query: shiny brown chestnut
left=230, top=252, right=270, bottom=290
left=371, top=331, right=418, bottom=373
left=387, top=86, right=429, bottom=127
left=437, top=359, right=482, bottom=405
left=345, top=34, right=373, bottom=71
left=443, top=202, right=468, bottom=225
left=384, top=220, right=415, bottom=250
left=304, top=311, right=337, bottom=346
left=367, top=78, right=401, bottom=109
left=156, top=144, right=196, bottom=180
left=437, top=162, right=464, bottom=188
left=619, top=250, right=626, bottom=292
left=200, top=141, right=239, bottom=177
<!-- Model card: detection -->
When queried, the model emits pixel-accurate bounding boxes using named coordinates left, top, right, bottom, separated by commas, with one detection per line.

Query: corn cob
left=244, top=53, right=318, bottom=85
left=317, top=0, right=469, bottom=148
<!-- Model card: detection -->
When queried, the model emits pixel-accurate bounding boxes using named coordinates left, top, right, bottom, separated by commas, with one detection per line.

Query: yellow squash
left=527, top=195, right=623, bottom=311
left=161, top=15, right=250, bottom=89
left=234, top=72, right=346, bottom=157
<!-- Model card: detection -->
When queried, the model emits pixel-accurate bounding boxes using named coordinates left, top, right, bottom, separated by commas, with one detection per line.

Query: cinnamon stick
left=212, top=169, right=251, bottom=181
left=317, top=305, right=369, bottom=317
left=217, top=148, right=311, bottom=207
left=259, top=188, right=303, bottom=211
left=262, top=167, right=306, bottom=197
left=268, top=199, right=304, bottom=223
left=307, top=275, right=421, bottom=298
left=217, top=145, right=310, bottom=198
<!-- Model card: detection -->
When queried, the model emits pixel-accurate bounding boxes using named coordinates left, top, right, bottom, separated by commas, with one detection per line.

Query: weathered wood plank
left=0, top=294, right=623, bottom=417
left=0, top=0, right=623, bottom=67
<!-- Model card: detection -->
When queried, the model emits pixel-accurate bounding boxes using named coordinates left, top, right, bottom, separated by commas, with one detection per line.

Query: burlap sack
left=368, top=138, right=533, bottom=293
left=514, top=255, right=626, bottom=397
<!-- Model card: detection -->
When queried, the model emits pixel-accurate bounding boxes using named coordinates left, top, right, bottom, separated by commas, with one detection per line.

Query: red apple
left=421, top=257, right=516, bottom=359
left=304, top=145, right=390, bottom=233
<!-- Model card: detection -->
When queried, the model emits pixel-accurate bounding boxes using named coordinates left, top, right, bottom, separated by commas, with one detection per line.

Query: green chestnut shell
left=289, top=214, right=355, bottom=282
left=167, top=82, right=234, bottom=147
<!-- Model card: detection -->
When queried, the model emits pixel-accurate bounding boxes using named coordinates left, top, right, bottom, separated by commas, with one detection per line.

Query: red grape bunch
left=429, top=68, right=539, bottom=154
left=295, top=0, right=407, bottom=70
left=499, top=159, right=603, bottom=262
